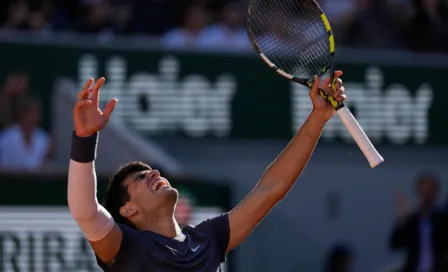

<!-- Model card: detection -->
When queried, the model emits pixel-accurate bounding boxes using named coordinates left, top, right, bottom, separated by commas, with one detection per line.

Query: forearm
left=259, top=111, right=326, bottom=196
left=68, top=160, right=100, bottom=218
left=67, top=132, right=114, bottom=241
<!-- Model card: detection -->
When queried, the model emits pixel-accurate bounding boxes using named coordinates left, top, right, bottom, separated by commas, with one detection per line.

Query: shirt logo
left=190, top=245, right=201, bottom=252
left=166, top=245, right=178, bottom=255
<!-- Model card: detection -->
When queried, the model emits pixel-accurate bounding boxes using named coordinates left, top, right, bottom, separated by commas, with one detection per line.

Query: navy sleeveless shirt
left=96, top=213, right=230, bottom=272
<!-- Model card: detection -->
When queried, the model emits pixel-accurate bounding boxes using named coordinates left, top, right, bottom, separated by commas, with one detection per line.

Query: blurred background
left=0, top=0, right=447, bottom=271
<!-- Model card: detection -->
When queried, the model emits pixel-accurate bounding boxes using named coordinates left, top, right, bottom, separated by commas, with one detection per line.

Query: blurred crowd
left=0, top=71, right=53, bottom=172
left=325, top=172, right=448, bottom=272
left=0, top=0, right=447, bottom=52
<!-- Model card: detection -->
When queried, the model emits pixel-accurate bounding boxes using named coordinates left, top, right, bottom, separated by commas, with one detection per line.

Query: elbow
left=257, top=183, right=287, bottom=203
left=271, top=187, right=287, bottom=202
left=68, top=199, right=100, bottom=222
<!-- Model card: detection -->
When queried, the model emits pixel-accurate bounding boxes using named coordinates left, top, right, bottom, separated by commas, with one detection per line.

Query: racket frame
left=246, top=0, right=384, bottom=168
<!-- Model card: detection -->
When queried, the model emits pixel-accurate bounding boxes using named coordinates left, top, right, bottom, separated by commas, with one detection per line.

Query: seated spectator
left=0, top=97, right=53, bottom=171
left=111, top=3, right=134, bottom=35
left=198, top=2, right=250, bottom=51
left=162, top=5, right=208, bottom=48
left=2, top=1, right=31, bottom=30
left=403, top=0, right=448, bottom=52
left=336, top=0, right=406, bottom=50
left=77, top=1, right=113, bottom=34
left=0, top=71, right=29, bottom=130
left=2, top=0, right=50, bottom=32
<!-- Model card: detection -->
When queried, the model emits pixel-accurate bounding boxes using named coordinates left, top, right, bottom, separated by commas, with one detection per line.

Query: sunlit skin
left=73, top=72, right=346, bottom=265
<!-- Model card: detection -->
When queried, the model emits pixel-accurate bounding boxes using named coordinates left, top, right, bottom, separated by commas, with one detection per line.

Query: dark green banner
left=1, top=42, right=446, bottom=145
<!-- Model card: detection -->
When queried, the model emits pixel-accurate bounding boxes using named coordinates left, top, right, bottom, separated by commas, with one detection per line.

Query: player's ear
left=119, top=203, right=138, bottom=218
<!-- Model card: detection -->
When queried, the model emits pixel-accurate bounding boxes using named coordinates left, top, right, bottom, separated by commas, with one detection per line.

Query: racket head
left=246, top=0, right=341, bottom=108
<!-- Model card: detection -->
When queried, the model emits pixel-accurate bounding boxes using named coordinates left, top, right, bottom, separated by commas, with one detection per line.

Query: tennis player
left=68, top=72, right=346, bottom=271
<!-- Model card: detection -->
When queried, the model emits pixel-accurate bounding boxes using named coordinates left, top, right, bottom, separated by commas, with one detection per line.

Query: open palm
left=74, top=77, right=117, bottom=137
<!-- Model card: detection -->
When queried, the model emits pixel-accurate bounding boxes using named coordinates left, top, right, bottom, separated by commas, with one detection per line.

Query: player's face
left=123, top=169, right=179, bottom=218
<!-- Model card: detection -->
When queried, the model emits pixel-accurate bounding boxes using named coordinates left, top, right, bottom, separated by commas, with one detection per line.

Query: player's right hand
left=73, top=77, right=117, bottom=137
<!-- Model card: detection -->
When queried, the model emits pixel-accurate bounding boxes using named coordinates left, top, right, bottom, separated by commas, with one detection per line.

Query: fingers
left=334, top=78, right=343, bottom=90
left=321, top=70, right=343, bottom=94
left=328, top=71, right=345, bottom=102
left=91, top=77, right=106, bottom=107
left=323, top=70, right=342, bottom=86
left=78, top=78, right=94, bottom=101
left=103, top=98, right=118, bottom=120
left=333, top=86, right=346, bottom=102
left=333, top=70, right=343, bottom=79
left=82, top=78, right=94, bottom=90
left=309, top=75, right=320, bottom=99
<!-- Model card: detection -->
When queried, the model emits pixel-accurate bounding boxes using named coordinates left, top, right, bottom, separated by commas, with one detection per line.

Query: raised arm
left=67, top=77, right=120, bottom=263
left=226, top=72, right=346, bottom=252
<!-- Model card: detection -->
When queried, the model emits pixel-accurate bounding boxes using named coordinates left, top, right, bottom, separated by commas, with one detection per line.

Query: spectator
left=174, top=193, right=194, bottom=228
left=336, top=0, right=406, bottom=49
left=0, top=97, right=53, bottom=171
left=403, top=0, right=448, bottom=52
left=198, top=1, right=250, bottom=51
left=132, top=0, right=174, bottom=35
left=2, top=0, right=51, bottom=32
left=51, top=0, right=82, bottom=31
left=389, top=172, right=448, bottom=272
left=78, top=1, right=113, bottom=34
left=2, top=1, right=31, bottom=30
left=162, top=5, right=208, bottom=48
left=0, top=71, right=29, bottom=130
left=111, top=2, right=134, bottom=35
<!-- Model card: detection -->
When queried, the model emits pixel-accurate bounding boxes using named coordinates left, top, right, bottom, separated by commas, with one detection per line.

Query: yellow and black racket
left=246, top=0, right=384, bottom=168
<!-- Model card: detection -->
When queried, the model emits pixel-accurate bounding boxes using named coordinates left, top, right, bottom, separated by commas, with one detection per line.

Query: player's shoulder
left=117, top=223, right=167, bottom=242
left=116, top=223, right=143, bottom=241
left=193, top=213, right=230, bottom=233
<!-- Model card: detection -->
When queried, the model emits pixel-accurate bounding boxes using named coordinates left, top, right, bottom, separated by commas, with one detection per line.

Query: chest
left=0, top=129, right=48, bottom=168
left=109, top=232, right=222, bottom=272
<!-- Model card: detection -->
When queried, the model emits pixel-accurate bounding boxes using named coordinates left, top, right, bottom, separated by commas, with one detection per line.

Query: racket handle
left=337, top=107, right=384, bottom=168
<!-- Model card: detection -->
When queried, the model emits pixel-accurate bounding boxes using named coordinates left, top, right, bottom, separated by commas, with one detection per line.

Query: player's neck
left=139, top=215, right=182, bottom=239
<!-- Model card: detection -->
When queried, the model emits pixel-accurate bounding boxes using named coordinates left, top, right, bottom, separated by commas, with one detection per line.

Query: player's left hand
left=309, top=70, right=346, bottom=121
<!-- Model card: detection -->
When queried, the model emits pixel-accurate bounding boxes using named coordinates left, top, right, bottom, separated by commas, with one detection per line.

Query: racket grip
left=337, top=107, right=384, bottom=168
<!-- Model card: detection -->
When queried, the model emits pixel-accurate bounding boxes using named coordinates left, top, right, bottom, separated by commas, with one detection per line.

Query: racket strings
left=247, top=0, right=331, bottom=79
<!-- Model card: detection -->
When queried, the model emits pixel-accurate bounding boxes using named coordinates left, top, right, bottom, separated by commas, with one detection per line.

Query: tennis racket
left=246, top=0, right=384, bottom=168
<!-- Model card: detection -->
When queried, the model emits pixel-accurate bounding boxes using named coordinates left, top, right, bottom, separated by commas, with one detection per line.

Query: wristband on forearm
left=70, top=131, right=98, bottom=163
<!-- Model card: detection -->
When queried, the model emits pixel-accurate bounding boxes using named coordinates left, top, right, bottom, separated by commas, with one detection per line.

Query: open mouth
left=151, top=179, right=169, bottom=191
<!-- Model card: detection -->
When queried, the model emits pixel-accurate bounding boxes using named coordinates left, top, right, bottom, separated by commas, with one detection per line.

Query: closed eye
left=135, top=173, right=147, bottom=182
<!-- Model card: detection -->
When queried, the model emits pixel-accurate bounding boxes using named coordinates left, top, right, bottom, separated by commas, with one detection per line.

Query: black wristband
left=70, top=131, right=98, bottom=163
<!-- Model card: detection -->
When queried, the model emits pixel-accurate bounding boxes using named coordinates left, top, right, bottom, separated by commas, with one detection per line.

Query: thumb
left=103, top=98, right=118, bottom=119
left=309, top=75, right=320, bottom=100
left=334, top=70, right=343, bottom=78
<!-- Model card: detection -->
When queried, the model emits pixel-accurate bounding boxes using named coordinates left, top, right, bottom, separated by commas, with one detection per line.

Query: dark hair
left=103, top=161, right=151, bottom=229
